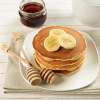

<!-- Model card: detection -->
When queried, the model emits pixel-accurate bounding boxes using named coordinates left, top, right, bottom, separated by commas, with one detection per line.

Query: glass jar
left=19, top=0, right=47, bottom=27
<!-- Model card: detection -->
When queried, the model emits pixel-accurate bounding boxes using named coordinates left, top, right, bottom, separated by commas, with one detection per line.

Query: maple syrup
left=19, top=2, right=47, bottom=27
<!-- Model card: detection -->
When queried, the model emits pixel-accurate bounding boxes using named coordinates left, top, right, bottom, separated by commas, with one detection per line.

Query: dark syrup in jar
left=19, top=2, right=47, bottom=27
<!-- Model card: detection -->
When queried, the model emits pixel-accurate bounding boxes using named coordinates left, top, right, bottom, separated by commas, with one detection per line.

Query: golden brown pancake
left=53, top=65, right=82, bottom=75
left=35, top=51, right=85, bottom=66
left=35, top=51, right=86, bottom=61
left=34, top=58, right=82, bottom=75
left=35, top=56, right=84, bottom=71
left=33, top=26, right=86, bottom=60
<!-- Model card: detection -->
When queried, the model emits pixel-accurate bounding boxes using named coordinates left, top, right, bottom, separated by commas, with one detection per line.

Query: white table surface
left=0, top=0, right=100, bottom=99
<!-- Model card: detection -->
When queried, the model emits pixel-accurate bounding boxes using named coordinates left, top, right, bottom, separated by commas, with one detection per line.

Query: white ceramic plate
left=20, top=31, right=99, bottom=91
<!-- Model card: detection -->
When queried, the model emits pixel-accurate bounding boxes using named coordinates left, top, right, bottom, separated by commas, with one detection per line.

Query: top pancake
left=33, top=26, right=86, bottom=59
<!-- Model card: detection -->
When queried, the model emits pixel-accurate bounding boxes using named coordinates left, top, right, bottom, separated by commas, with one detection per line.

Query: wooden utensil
left=0, top=43, right=42, bottom=85
left=35, top=64, right=59, bottom=84
left=22, top=50, right=59, bottom=84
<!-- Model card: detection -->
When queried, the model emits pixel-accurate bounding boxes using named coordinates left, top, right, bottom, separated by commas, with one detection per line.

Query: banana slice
left=49, top=29, right=66, bottom=38
left=59, top=34, right=76, bottom=49
left=44, top=36, right=60, bottom=52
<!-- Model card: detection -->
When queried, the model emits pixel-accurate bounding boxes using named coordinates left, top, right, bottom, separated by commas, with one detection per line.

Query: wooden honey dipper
left=22, top=50, right=59, bottom=84
left=0, top=43, right=42, bottom=85
left=35, top=61, right=59, bottom=84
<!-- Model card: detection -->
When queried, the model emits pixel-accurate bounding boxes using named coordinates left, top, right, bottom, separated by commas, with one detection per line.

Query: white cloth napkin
left=3, top=27, right=100, bottom=94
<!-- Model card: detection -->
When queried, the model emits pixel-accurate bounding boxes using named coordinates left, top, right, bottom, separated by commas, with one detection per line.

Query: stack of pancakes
left=33, top=26, right=86, bottom=74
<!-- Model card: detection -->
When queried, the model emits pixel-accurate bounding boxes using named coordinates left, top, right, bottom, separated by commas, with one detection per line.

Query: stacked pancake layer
left=33, top=26, right=86, bottom=74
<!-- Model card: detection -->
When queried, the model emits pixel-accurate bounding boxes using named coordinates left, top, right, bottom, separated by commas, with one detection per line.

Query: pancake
left=34, top=58, right=82, bottom=75
left=53, top=64, right=82, bottom=75
left=35, top=50, right=86, bottom=62
left=35, top=56, right=84, bottom=71
left=33, top=26, right=86, bottom=60
left=35, top=51, right=85, bottom=66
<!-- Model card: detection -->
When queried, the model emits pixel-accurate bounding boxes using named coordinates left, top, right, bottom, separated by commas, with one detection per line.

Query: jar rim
left=19, top=2, right=46, bottom=15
